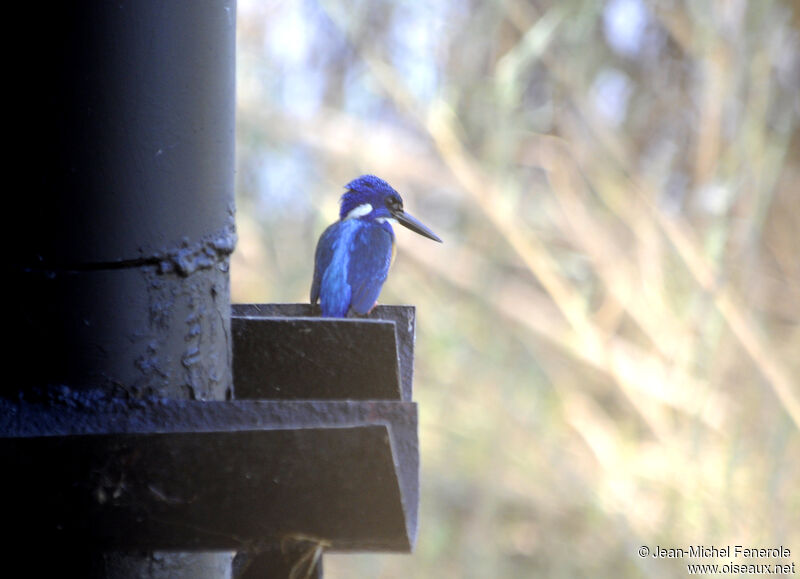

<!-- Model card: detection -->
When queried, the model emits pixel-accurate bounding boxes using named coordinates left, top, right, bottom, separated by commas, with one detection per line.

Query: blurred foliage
left=233, top=0, right=800, bottom=576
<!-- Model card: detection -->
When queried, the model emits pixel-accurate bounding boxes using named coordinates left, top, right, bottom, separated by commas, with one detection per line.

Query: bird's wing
left=310, top=223, right=337, bottom=305
left=347, top=224, right=393, bottom=315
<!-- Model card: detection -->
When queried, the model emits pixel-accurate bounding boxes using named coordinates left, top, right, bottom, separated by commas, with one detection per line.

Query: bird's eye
left=386, top=196, right=402, bottom=211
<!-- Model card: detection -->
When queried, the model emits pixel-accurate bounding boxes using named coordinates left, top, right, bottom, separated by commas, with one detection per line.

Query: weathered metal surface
left=12, top=264, right=233, bottom=400
left=10, top=0, right=237, bottom=401
left=232, top=304, right=416, bottom=401
left=0, top=397, right=419, bottom=553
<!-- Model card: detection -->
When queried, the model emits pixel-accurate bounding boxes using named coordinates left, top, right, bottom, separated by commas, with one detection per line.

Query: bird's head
left=338, top=175, right=442, bottom=242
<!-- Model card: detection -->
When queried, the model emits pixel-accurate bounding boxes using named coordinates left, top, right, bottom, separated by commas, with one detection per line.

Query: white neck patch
left=344, top=203, right=373, bottom=220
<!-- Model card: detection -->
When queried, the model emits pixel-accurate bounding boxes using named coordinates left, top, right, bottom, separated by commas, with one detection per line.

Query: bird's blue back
left=311, top=217, right=395, bottom=317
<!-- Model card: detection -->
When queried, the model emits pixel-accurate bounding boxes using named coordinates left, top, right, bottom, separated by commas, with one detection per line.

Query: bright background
left=232, top=1, right=800, bottom=576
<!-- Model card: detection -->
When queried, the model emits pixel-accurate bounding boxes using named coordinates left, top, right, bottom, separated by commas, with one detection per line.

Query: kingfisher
left=311, top=175, right=442, bottom=318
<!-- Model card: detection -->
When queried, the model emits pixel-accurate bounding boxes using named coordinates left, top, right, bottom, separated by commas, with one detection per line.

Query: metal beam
left=1, top=398, right=418, bottom=553
left=233, top=304, right=417, bottom=401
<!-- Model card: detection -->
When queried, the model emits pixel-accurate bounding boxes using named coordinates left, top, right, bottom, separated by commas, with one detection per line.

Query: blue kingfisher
left=311, top=175, right=442, bottom=317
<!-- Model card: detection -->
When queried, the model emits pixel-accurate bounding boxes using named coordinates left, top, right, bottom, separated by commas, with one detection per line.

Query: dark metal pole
left=11, top=1, right=237, bottom=576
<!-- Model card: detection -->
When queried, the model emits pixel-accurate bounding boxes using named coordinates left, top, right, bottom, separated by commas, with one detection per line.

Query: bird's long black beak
left=394, top=210, right=442, bottom=242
